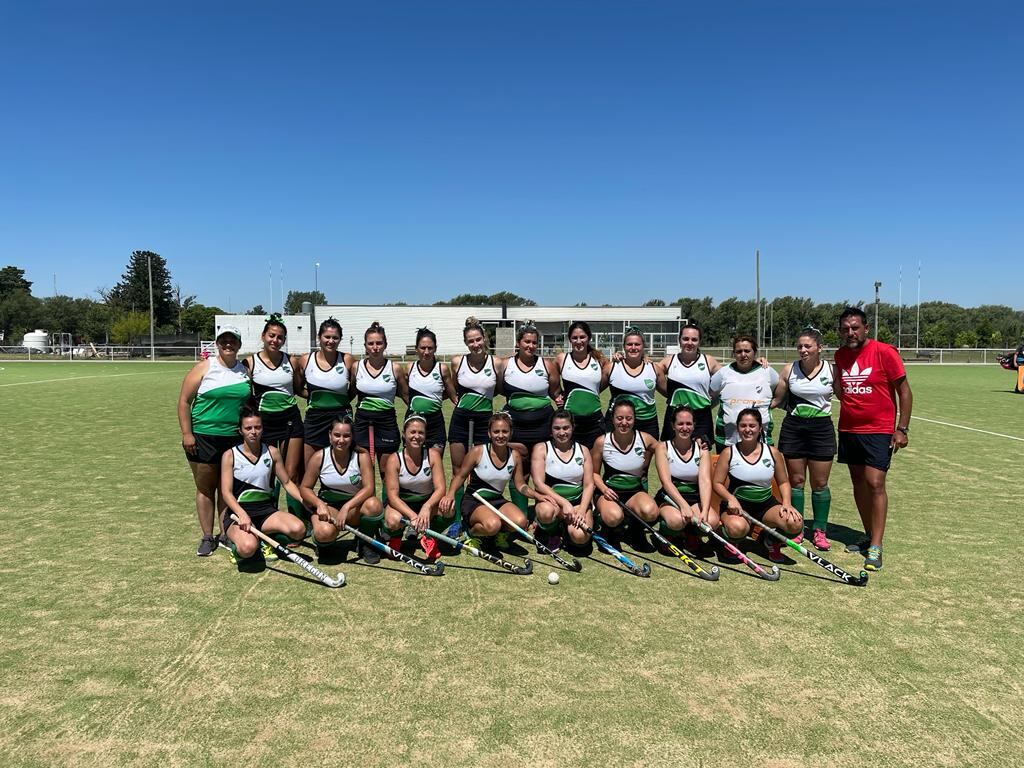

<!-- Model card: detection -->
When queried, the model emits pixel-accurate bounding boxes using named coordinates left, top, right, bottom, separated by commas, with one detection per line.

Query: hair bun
left=465, top=316, right=479, bottom=327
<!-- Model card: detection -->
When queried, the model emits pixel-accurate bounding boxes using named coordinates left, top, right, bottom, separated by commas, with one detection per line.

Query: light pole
left=147, top=253, right=155, bottom=361
left=873, top=281, right=882, bottom=340
left=315, top=261, right=320, bottom=294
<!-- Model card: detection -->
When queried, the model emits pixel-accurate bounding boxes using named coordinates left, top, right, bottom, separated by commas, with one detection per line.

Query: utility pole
left=315, top=261, right=320, bottom=293
left=873, top=281, right=882, bottom=340
left=897, top=265, right=903, bottom=349
left=147, top=253, right=155, bottom=361
left=755, top=250, right=761, bottom=348
left=915, top=260, right=922, bottom=351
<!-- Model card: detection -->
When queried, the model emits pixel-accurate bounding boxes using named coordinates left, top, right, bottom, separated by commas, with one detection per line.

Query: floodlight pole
left=755, top=250, right=761, bottom=348
left=873, top=281, right=882, bottom=340
left=147, top=253, right=155, bottom=361
left=315, top=261, right=320, bottom=293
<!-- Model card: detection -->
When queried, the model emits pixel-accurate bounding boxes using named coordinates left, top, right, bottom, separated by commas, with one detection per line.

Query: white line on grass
left=911, top=415, right=1024, bottom=442
left=0, top=372, right=168, bottom=388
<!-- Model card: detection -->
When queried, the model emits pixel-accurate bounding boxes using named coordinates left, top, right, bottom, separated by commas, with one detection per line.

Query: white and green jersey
left=710, top=364, right=779, bottom=446
left=355, top=359, right=397, bottom=413
left=397, top=450, right=435, bottom=503
left=407, top=361, right=444, bottom=416
left=726, top=444, right=775, bottom=503
left=304, top=353, right=350, bottom=411
left=786, top=360, right=833, bottom=418
left=251, top=352, right=296, bottom=413
left=503, top=355, right=551, bottom=412
left=190, top=357, right=251, bottom=436
left=561, top=354, right=602, bottom=418
left=601, top=431, right=648, bottom=493
left=543, top=440, right=586, bottom=501
left=317, top=448, right=363, bottom=504
left=455, top=354, right=496, bottom=413
left=608, top=360, right=657, bottom=422
left=664, top=439, right=702, bottom=495
left=466, top=446, right=515, bottom=501
left=665, top=353, right=713, bottom=411
left=231, top=443, right=274, bottom=506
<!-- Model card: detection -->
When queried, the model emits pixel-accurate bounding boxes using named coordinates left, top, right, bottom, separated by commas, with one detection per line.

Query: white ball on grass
left=548, top=572, right=559, bottom=585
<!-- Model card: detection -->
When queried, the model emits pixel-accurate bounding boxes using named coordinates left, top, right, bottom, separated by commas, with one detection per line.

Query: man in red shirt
left=834, top=307, right=913, bottom=572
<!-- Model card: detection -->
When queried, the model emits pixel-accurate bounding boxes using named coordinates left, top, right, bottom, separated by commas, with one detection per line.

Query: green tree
left=107, top=251, right=176, bottom=326
left=434, top=292, right=536, bottom=307
left=284, top=290, right=327, bottom=314
left=642, top=298, right=666, bottom=307
left=246, top=304, right=266, bottom=315
left=110, top=312, right=150, bottom=344
left=954, top=329, right=978, bottom=348
left=0, top=266, right=32, bottom=299
left=180, top=304, right=224, bottom=336
left=0, top=292, right=43, bottom=341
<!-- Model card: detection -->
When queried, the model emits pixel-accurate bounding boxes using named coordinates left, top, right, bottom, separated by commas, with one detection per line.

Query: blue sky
left=2, top=1, right=1020, bottom=310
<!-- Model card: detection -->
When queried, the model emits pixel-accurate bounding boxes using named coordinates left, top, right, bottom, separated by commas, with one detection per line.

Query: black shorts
left=654, top=488, right=700, bottom=508
left=185, top=432, right=237, bottom=465
left=778, top=415, right=837, bottom=462
left=660, top=406, right=714, bottom=448
left=259, top=406, right=304, bottom=445
left=721, top=495, right=781, bottom=522
left=461, top=492, right=507, bottom=520
left=509, top=406, right=554, bottom=449
left=837, top=432, right=893, bottom=472
left=304, top=407, right=352, bottom=449
left=449, top=408, right=492, bottom=448
left=354, top=409, right=400, bottom=455
left=406, top=408, right=447, bottom=449
left=224, top=504, right=276, bottom=532
left=571, top=412, right=606, bottom=449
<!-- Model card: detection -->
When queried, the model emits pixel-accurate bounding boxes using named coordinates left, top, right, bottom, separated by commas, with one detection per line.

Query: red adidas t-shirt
left=834, top=340, right=906, bottom=433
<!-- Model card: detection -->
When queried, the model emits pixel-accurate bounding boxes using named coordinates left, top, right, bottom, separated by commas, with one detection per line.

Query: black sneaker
left=196, top=535, right=217, bottom=557
left=358, top=538, right=381, bottom=565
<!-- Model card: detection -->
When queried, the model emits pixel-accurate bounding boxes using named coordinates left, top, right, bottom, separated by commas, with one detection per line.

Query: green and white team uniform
left=710, top=364, right=779, bottom=448
left=230, top=443, right=277, bottom=518
left=560, top=353, right=604, bottom=447
left=302, top=353, right=351, bottom=448
left=354, top=359, right=400, bottom=455
left=502, top=355, right=554, bottom=448
left=406, top=361, right=447, bottom=447
left=778, top=360, right=837, bottom=461
left=393, top=450, right=436, bottom=512
left=600, top=430, right=649, bottom=502
left=462, top=446, right=516, bottom=517
left=608, top=360, right=659, bottom=438
left=661, top=353, right=714, bottom=446
left=450, top=355, right=496, bottom=447
left=191, top=357, right=251, bottom=437
left=655, top=440, right=704, bottom=507
left=724, top=443, right=779, bottom=520
left=317, top=448, right=363, bottom=506
left=251, top=352, right=302, bottom=443
left=543, top=440, right=587, bottom=503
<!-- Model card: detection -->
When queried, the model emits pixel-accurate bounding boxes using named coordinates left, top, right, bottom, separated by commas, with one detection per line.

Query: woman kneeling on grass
left=712, top=408, right=800, bottom=563
left=379, top=415, right=450, bottom=563
left=221, top=407, right=308, bottom=565
left=440, top=412, right=533, bottom=555
left=653, top=405, right=717, bottom=555
left=530, top=409, right=596, bottom=552
left=299, top=416, right=383, bottom=564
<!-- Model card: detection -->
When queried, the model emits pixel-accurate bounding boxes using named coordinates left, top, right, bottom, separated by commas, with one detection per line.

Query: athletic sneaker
left=811, top=528, right=831, bottom=551
left=495, top=531, right=512, bottom=551
left=543, top=532, right=563, bottom=553
left=791, top=530, right=804, bottom=545
left=444, top=520, right=463, bottom=539
left=627, top=524, right=654, bottom=553
left=684, top=531, right=703, bottom=554
left=864, top=545, right=883, bottom=571
left=462, top=534, right=482, bottom=552
left=421, top=535, right=441, bottom=562
left=261, top=542, right=279, bottom=562
left=716, top=544, right=741, bottom=564
left=218, top=533, right=231, bottom=551
left=846, top=537, right=871, bottom=553
left=388, top=536, right=403, bottom=558
left=766, top=539, right=786, bottom=563
left=481, top=537, right=501, bottom=556
left=357, top=538, right=381, bottom=565
left=196, top=535, right=217, bottom=557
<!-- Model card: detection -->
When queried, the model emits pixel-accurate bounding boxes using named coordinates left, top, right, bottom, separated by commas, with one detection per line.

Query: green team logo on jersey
left=335, top=365, right=345, bottom=374
left=762, top=458, right=771, bottom=467
left=694, top=455, right=700, bottom=465
left=349, top=473, right=361, bottom=484
left=263, top=457, right=271, bottom=467
left=484, top=368, right=492, bottom=376
left=432, top=372, right=441, bottom=380
left=698, top=362, right=706, bottom=370
left=820, top=376, right=829, bottom=384
left=590, top=362, right=598, bottom=370
left=644, top=378, right=654, bottom=389
left=634, top=446, right=643, bottom=456
left=575, top=457, right=584, bottom=465
left=424, top=466, right=431, bottom=476
left=507, top=465, right=514, bottom=474
left=535, top=370, right=545, bottom=377
left=383, top=374, right=392, bottom=383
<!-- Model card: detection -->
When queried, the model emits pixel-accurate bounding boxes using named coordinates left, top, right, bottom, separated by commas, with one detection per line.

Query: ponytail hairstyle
left=678, top=322, right=702, bottom=343
left=797, top=326, right=824, bottom=348
left=415, top=327, right=437, bottom=348
left=364, top=321, right=387, bottom=346
left=463, top=315, right=485, bottom=343
left=568, top=320, right=605, bottom=365
left=317, top=317, right=343, bottom=340
left=488, top=411, right=513, bottom=431
left=263, top=312, right=287, bottom=337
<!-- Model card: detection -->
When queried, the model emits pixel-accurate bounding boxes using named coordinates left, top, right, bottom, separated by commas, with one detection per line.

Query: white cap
left=216, top=324, right=242, bottom=341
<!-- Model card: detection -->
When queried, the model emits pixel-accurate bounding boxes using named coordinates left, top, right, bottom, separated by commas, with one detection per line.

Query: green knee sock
left=658, top=521, right=676, bottom=538
left=537, top=517, right=560, bottom=532
left=358, top=513, right=383, bottom=538
left=430, top=515, right=449, bottom=533
left=811, top=487, right=831, bottom=531
left=272, top=532, right=296, bottom=548
left=510, top=487, right=530, bottom=517
left=791, top=486, right=805, bottom=516
left=454, top=487, right=465, bottom=520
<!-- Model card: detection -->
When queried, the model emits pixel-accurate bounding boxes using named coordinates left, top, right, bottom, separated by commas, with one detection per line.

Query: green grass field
left=2, top=361, right=1021, bottom=767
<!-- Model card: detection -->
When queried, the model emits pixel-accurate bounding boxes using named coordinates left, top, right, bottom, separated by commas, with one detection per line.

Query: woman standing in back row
left=604, top=327, right=664, bottom=439
left=710, top=335, right=779, bottom=450
left=296, top=318, right=356, bottom=467
left=556, top=321, right=608, bottom=449
left=404, top=327, right=456, bottom=453
left=353, top=322, right=408, bottom=475
left=657, top=323, right=722, bottom=448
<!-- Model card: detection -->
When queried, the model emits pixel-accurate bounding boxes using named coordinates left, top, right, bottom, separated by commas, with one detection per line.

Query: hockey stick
left=568, top=518, right=649, bottom=577
left=735, top=509, right=867, bottom=586
left=343, top=523, right=444, bottom=576
left=472, top=492, right=582, bottom=571
left=398, top=518, right=532, bottom=575
left=229, top=514, right=344, bottom=588
left=616, top=499, right=719, bottom=581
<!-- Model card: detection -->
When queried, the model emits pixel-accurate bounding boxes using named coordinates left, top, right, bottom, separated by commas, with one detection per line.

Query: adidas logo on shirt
left=842, top=362, right=874, bottom=394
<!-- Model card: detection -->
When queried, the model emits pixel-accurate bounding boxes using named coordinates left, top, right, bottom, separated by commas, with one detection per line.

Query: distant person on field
left=1016, top=341, right=1024, bottom=394
left=833, top=307, right=913, bottom=572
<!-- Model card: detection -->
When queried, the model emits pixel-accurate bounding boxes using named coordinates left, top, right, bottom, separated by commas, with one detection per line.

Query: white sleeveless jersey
left=317, top=449, right=363, bottom=503
left=304, top=353, right=349, bottom=411
left=231, top=444, right=274, bottom=504
left=543, top=441, right=586, bottom=500
left=665, top=353, right=713, bottom=411
left=190, top=357, right=251, bottom=436
left=467, top=446, right=515, bottom=500
left=786, top=360, right=833, bottom=418
left=561, top=354, right=602, bottom=417
left=456, top=355, right=496, bottom=413
left=664, top=439, right=702, bottom=494
left=397, top=450, right=436, bottom=502
left=503, top=355, right=550, bottom=412
left=251, top=352, right=296, bottom=413
left=710, top=364, right=779, bottom=445
left=601, top=430, right=648, bottom=492
left=407, top=361, right=444, bottom=415
left=727, top=444, right=775, bottom=503
left=608, top=360, right=657, bottom=421
left=355, top=358, right=397, bottom=412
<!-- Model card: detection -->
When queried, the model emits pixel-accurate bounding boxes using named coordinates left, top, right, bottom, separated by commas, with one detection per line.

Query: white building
left=212, top=314, right=314, bottom=356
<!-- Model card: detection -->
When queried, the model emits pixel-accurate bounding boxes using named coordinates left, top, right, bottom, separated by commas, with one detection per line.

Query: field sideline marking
left=0, top=371, right=168, bottom=388
left=911, top=415, right=1024, bottom=442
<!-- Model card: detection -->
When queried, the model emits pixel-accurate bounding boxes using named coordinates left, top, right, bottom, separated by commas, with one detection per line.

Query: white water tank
left=24, top=329, right=49, bottom=351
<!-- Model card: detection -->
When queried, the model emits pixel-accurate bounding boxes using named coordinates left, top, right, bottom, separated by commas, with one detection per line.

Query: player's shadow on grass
left=823, top=521, right=868, bottom=549
left=264, top=563, right=344, bottom=588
